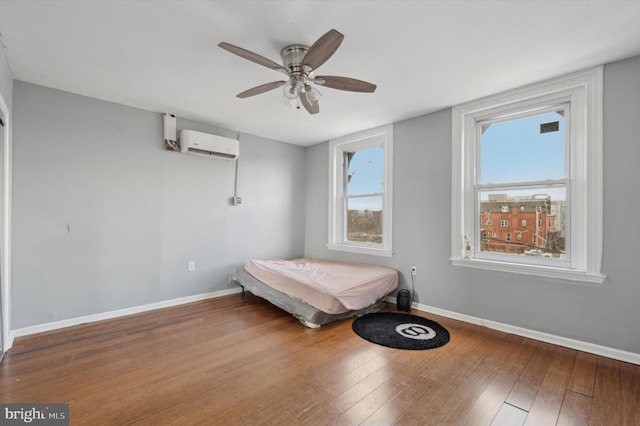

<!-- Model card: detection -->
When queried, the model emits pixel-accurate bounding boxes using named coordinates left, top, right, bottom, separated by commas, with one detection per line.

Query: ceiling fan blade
left=302, top=29, right=344, bottom=70
left=313, top=76, right=377, bottom=93
left=219, top=42, right=287, bottom=74
left=237, top=81, right=286, bottom=98
left=300, top=92, right=319, bottom=114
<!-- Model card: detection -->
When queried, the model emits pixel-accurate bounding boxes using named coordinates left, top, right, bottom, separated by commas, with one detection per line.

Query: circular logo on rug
left=352, top=312, right=450, bottom=350
left=395, top=323, right=436, bottom=340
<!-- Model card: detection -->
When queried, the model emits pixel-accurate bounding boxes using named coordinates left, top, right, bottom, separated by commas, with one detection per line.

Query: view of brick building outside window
left=480, top=194, right=566, bottom=257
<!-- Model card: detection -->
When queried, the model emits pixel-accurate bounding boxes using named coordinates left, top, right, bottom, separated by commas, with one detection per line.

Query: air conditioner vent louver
left=186, top=147, right=236, bottom=159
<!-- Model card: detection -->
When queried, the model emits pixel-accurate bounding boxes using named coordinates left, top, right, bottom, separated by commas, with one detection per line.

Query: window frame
left=451, top=66, right=605, bottom=283
left=328, top=124, right=393, bottom=257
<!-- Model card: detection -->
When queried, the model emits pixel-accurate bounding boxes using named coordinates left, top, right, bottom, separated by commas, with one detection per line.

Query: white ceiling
left=2, top=1, right=640, bottom=146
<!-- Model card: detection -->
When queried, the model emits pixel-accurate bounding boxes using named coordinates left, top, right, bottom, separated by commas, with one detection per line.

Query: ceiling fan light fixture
left=304, top=84, right=320, bottom=106
left=281, top=81, right=300, bottom=109
left=281, top=94, right=297, bottom=109
left=282, top=80, right=299, bottom=100
left=282, top=96, right=302, bottom=110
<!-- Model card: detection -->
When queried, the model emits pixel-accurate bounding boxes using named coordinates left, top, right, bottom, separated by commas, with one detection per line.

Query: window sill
left=450, top=258, right=606, bottom=285
left=327, top=243, right=393, bottom=257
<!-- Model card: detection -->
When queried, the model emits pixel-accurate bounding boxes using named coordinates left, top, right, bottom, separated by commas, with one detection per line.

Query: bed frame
left=232, top=266, right=387, bottom=328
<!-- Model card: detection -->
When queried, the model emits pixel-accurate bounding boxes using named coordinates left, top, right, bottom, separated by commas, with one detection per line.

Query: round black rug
left=352, top=312, right=450, bottom=350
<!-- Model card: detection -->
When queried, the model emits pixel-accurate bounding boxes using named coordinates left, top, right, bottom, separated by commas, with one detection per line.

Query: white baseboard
left=10, top=287, right=242, bottom=341
left=385, top=296, right=640, bottom=365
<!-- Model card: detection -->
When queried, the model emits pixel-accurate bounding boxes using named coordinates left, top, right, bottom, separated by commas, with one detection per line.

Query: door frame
left=0, top=91, right=11, bottom=355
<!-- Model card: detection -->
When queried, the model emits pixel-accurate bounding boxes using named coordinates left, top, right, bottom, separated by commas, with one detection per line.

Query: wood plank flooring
left=1, top=294, right=638, bottom=425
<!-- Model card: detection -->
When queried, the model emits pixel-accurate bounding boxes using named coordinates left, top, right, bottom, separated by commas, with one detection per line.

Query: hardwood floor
left=1, top=294, right=638, bottom=425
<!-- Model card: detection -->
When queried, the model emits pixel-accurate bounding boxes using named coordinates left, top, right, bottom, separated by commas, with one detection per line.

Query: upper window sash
left=475, top=103, right=571, bottom=185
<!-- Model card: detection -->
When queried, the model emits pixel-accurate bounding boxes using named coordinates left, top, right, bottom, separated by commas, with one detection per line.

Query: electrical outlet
left=188, top=261, right=196, bottom=272
left=411, top=266, right=417, bottom=276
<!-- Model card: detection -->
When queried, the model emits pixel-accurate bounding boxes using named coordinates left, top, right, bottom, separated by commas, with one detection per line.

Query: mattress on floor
left=233, top=258, right=398, bottom=327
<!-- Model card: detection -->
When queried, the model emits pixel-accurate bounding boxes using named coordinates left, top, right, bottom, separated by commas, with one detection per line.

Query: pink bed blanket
left=244, top=258, right=398, bottom=313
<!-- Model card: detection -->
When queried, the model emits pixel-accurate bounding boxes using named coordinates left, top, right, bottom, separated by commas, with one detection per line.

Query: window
left=328, top=125, right=393, bottom=256
left=451, top=67, right=605, bottom=283
left=486, top=219, right=492, bottom=225
left=500, top=220, right=509, bottom=228
left=501, top=205, right=509, bottom=213
left=506, top=233, right=512, bottom=242
left=492, top=232, right=498, bottom=239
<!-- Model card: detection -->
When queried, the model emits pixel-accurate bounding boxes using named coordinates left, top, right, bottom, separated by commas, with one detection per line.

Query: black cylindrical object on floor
left=396, top=289, right=411, bottom=312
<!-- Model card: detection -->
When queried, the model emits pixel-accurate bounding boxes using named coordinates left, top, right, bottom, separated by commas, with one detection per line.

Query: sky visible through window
left=480, top=110, right=566, bottom=201
left=346, top=146, right=383, bottom=211
left=344, top=111, right=565, bottom=211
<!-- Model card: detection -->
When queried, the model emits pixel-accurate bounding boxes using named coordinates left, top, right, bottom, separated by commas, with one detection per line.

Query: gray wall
left=12, top=81, right=305, bottom=328
left=304, top=55, right=640, bottom=355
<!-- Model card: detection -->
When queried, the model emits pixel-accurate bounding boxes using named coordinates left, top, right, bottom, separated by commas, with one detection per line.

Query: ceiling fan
left=218, top=29, right=377, bottom=115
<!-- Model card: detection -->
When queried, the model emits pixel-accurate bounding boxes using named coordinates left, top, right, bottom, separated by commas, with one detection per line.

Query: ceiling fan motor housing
left=280, top=44, right=309, bottom=75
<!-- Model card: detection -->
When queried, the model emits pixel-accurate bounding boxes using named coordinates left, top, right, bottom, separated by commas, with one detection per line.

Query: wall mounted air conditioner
left=180, top=129, right=239, bottom=160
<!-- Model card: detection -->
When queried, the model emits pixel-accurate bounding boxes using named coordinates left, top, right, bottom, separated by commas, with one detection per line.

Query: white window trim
left=328, top=124, right=393, bottom=257
left=451, top=66, right=605, bottom=284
